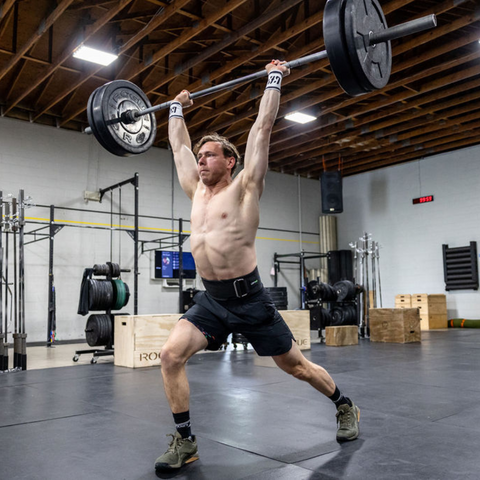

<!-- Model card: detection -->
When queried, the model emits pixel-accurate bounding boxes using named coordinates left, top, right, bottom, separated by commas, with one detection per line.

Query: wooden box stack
left=280, top=310, right=311, bottom=350
left=395, top=294, right=412, bottom=309
left=411, top=294, right=448, bottom=330
left=325, top=326, right=358, bottom=346
left=369, top=308, right=421, bottom=343
left=114, top=314, right=180, bottom=368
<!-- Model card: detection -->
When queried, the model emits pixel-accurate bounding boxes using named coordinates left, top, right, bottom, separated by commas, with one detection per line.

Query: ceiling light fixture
left=285, top=112, right=317, bottom=124
left=73, top=46, right=118, bottom=66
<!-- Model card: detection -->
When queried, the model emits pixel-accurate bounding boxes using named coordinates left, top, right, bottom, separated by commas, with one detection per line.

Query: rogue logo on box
left=139, top=352, right=161, bottom=361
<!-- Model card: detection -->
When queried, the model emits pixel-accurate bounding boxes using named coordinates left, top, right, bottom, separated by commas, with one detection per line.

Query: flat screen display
left=154, top=251, right=196, bottom=279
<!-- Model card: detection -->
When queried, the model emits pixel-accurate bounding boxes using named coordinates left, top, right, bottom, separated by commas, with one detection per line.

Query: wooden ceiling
left=0, top=0, right=479, bottom=177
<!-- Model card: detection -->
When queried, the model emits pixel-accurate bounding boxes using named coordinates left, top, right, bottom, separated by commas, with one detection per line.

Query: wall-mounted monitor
left=154, top=251, right=196, bottom=279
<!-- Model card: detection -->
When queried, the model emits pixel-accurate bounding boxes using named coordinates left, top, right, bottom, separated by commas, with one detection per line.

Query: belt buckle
left=233, top=278, right=248, bottom=298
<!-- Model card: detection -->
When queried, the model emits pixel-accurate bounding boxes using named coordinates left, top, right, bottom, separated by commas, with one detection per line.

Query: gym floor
left=1, top=330, right=479, bottom=480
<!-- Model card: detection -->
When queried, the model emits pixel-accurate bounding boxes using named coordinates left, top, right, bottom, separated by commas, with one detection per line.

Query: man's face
left=197, top=141, right=234, bottom=185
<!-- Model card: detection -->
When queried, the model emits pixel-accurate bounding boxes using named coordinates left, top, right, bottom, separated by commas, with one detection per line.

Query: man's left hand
left=266, top=59, right=290, bottom=77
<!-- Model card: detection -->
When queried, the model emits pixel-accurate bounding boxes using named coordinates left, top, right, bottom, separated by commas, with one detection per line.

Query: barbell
left=85, top=0, right=437, bottom=157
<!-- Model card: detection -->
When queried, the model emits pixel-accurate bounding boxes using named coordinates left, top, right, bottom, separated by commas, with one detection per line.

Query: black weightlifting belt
left=201, top=267, right=263, bottom=301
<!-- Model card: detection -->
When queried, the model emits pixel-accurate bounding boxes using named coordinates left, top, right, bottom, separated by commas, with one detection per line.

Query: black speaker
left=321, top=171, right=343, bottom=214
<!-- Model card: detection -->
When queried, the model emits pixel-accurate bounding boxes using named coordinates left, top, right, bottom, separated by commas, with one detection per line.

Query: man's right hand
left=174, top=90, right=193, bottom=108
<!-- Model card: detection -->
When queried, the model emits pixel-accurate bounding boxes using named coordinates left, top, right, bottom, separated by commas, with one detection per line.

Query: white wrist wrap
left=265, top=70, right=283, bottom=92
left=169, top=101, right=183, bottom=120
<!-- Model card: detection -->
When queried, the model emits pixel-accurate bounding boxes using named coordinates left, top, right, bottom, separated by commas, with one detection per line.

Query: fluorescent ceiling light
left=73, top=46, right=118, bottom=66
left=285, top=112, right=317, bottom=124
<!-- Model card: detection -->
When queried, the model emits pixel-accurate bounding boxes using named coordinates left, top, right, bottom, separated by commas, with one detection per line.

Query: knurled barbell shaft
left=133, top=49, right=330, bottom=118
left=85, top=13, right=436, bottom=135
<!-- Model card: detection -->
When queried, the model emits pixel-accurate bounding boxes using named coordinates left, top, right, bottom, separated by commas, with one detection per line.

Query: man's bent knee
left=160, top=346, right=186, bottom=371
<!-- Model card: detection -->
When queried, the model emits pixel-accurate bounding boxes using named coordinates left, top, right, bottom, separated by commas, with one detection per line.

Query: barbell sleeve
left=369, top=14, right=437, bottom=46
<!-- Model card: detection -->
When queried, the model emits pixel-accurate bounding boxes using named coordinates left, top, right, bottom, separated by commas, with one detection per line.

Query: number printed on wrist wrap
left=265, top=71, right=283, bottom=91
left=169, top=101, right=184, bottom=120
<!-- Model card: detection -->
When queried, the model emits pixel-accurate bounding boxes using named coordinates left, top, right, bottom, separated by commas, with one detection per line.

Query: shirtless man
left=155, top=60, right=360, bottom=473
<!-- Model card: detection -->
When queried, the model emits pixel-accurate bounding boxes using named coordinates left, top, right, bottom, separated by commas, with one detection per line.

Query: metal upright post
left=0, top=191, right=5, bottom=371
left=273, top=254, right=278, bottom=287
left=18, top=190, right=27, bottom=370
left=134, top=173, right=139, bottom=315
left=364, top=233, right=370, bottom=338
left=359, top=246, right=365, bottom=338
left=12, top=197, right=19, bottom=368
left=300, top=251, right=306, bottom=309
left=178, top=218, right=184, bottom=314
left=376, top=242, right=383, bottom=308
left=371, top=242, right=377, bottom=309
left=47, top=205, right=55, bottom=346
left=3, top=201, right=10, bottom=371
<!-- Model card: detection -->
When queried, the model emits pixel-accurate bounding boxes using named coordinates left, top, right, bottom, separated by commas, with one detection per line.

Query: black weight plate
left=87, top=85, right=114, bottom=153
left=334, top=280, right=356, bottom=301
left=123, top=282, right=130, bottom=307
left=344, top=0, right=391, bottom=92
left=324, top=0, right=370, bottom=97
left=86, top=314, right=113, bottom=347
left=306, top=280, right=321, bottom=300
left=91, top=80, right=157, bottom=157
left=330, top=307, right=345, bottom=326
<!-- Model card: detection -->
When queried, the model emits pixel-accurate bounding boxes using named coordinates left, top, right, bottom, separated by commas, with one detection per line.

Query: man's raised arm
left=242, top=60, right=290, bottom=195
left=168, top=90, right=199, bottom=200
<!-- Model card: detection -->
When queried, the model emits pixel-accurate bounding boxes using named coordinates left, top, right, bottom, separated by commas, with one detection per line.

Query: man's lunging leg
left=273, top=341, right=360, bottom=442
left=155, top=319, right=208, bottom=472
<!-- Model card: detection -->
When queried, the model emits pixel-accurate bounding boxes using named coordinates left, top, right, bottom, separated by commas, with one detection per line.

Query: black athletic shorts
left=181, top=268, right=295, bottom=357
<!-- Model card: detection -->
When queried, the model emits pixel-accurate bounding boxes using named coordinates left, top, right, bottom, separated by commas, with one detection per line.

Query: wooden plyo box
left=114, top=314, right=180, bottom=368
left=369, top=308, right=421, bottom=344
left=419, top=313, right=448, bottom=330
left=412, top=294, right=448, bottom=330
left=395, top=294, right=412, bottom=309
left=280, top=310, right=311, bottom=350
left=325, top=326, right=358, bottom=346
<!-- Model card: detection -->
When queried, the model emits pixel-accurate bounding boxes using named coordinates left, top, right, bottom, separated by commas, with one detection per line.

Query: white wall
left=337, top=146, right=480, bottom=319
left=0, top=117, right=322, bottom=343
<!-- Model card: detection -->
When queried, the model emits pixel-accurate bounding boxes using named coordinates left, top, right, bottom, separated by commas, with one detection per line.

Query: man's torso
left=190, top=173, right=259, bottom=280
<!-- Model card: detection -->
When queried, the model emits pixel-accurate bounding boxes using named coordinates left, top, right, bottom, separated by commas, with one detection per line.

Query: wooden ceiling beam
left=134, top=1, right=288, bottom=53
left=344, top=118, right=480, bottom=167
left=69, top=0, right=117, bottom=11
left=0, top=0, right=75, bottom=83
left=0, top=45, right=111, bottom=80
left=59, top=0, right=247, bottom=126
left=151, top=6, right=325, bottom=111
left=40, top=0, right=189, bottom=126
left=157, top=0, right=469, bottom=145
left=273, top=68, right=480, bottom=168
left=121, top=0, right=249, bottom=83
left=156, top=17, right=323, bottom=138
left=302, top=107, right=480, bottom=177
left=265, top=45, right=480, bottom=163
left=304, top=24, right=480, bottom=130
left=141, top=0, right=305, bottom=95
left=304, top=103, right=480, bottom=177
left=186, top=60, right=330, bottom=139
left=5, top=0, right=135, bottom=117
left=271, top=79, right=480, bottom=172
left=226, top=7, right=480, bottom=152
left=0, top=0, right=16, bottom=21
left=343, top=134, right=480, bottom=176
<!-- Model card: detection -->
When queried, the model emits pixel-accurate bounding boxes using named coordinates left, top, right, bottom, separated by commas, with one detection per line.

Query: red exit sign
left=413, top=195, right=434, bottom=205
